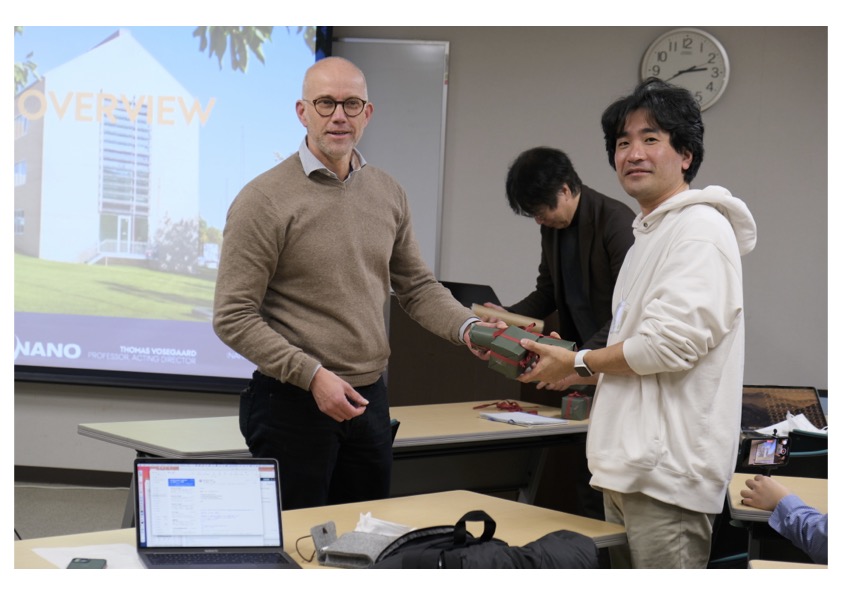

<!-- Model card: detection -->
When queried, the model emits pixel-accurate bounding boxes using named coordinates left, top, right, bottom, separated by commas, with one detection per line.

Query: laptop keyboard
left=145, top=552, right=292, bottom=567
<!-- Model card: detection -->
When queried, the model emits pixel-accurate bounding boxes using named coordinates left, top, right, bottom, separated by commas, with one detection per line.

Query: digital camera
left=739, top=432, right=790, bottom=470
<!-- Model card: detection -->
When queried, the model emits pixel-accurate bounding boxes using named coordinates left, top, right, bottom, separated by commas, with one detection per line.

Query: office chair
left=776, top=429, right=828, bottom=479
left=788, top=428, right=828, bottom=455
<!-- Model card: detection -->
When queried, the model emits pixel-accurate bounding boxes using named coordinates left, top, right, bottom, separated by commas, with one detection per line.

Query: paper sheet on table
left=755, top=412, right=827, bottom=437
left=480, top=411, right=568, bottom=426
left=33, top=543, right=144, bottom=569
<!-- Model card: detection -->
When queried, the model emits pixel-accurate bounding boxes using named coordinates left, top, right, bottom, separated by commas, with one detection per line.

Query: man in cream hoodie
left=519, top=78, right=757, bottom=568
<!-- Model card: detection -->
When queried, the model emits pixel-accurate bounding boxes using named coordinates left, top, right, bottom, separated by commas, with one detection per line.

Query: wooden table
left=77, top=401, right=587, bottom=457
left=78, top=401, right=589, bottom=527
left=728, top=473, right=828, bottom=521
left=748, top=560, right=827, bottom=569
left=15, top=489, right=624, bottom=569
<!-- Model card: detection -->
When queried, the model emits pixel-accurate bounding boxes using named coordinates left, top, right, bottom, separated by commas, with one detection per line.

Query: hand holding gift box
left=469, top=324, right=576, bottom=380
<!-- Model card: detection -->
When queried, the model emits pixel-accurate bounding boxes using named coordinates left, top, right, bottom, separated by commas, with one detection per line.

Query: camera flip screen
left=743, top=436, right=790, bottom=468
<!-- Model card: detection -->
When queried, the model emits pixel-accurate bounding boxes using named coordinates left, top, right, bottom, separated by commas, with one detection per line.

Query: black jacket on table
left=507, top=185, right=635, bottom=350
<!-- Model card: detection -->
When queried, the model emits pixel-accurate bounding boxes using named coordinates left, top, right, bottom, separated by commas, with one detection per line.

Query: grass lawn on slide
left=14, top=253, right=216, bottom=321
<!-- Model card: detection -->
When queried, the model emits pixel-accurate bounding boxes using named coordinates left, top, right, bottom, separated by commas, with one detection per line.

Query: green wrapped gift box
left=487, top=355, right=523, bottom=379
left=561, top=393, right=593, bottom=420
left=537, top=336, right=577, bottom=350
left=468, top=324, right=497, bottom=350
left=469, top=324, right=576, bottom=380
left=489, top=325, right=535, bottom=361
left=522, top=336, right=577, bottom=370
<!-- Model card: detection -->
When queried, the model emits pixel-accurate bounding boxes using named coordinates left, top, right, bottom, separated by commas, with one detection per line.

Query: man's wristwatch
left=574, top=349, right=594, bottom=377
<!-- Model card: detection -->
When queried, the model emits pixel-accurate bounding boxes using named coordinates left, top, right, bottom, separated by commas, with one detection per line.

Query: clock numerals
left=641, top=28, right=730, bottom=111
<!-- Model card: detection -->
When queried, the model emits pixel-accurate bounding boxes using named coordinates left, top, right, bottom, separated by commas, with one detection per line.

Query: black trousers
left=239, top=371, right=393, bottom=510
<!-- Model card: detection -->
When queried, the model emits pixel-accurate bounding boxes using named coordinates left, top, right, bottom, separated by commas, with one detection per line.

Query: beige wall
left=336, top=26, right=827, bottom=389
left=15, top=26, right=828, bottom=473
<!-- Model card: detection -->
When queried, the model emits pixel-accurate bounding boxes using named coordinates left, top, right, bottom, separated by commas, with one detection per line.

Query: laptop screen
left=135, top=459, right=283, bottom=549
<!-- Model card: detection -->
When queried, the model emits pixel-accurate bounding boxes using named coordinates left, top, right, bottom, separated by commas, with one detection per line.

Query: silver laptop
left=134, top=458, right=301, bottom=569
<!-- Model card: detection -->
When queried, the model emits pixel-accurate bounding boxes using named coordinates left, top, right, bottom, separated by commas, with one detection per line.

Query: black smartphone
left=67, top=557, right=107, bottom=569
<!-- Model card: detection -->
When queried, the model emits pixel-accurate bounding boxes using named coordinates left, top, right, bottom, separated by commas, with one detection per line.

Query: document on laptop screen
left=137, top=462, right=281, bottom=548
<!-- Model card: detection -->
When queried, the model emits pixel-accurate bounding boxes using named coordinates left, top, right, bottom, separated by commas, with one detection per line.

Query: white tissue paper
left=354, top=512, right=413, bottom=537
left=756, top=411, right=828, bottom=437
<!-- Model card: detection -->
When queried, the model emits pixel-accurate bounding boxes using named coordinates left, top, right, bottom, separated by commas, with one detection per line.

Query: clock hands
left=665, top=64, right=709, bottom=82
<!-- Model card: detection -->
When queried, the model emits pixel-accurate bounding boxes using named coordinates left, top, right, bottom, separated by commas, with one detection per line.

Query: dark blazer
left=507, top=185, right=635, bottom=350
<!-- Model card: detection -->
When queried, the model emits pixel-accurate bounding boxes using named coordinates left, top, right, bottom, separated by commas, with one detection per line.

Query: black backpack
left=372, top=510, right=599, bottom=569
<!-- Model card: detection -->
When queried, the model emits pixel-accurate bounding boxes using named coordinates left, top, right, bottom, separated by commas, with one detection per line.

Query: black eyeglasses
left=305, top=97, right=367, bottom=117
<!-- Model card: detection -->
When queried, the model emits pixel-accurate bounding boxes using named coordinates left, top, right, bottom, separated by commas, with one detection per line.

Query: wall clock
left=640, top=28, right=730, bottom=111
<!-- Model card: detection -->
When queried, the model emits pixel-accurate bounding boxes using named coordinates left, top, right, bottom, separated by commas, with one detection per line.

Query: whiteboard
left=333, top=38, right=448, bottom=276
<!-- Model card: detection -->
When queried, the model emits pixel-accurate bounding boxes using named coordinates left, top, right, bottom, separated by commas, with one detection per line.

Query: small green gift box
left=536, top=336, right=577, bottom=350
left=470, top=325, right=532, bottom=378
left=561, top=393, right=593, bottom=420
left=468, top=324, right=497, bottom=350
left=487, top=356, right=522, bottom=379
left=488, top=325, right=535, bottom=361
left=469, top=324, right=577, bottom=380
left=522, top=335, right=577, bottom=370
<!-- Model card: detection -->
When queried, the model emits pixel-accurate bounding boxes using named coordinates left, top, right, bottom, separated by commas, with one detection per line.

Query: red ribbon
left=472, top=400, right=538, bottom=414
left=489, top=325, right=548, bottom=370
left=489, top=351, right=527, bottom=369
left=487, top=325, right=572, bottom=376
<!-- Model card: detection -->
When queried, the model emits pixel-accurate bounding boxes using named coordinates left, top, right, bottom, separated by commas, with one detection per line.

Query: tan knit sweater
left=213, top=154, right=474, bottom=390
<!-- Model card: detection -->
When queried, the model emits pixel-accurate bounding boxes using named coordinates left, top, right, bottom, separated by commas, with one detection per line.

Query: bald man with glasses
left=214, top=57, right=485, bottom=510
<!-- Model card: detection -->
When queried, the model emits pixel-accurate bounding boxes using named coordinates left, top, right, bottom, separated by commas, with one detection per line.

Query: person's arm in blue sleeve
left=740, top=474, right=828, bottom=564
left=768, top=493, right=828, bottom=564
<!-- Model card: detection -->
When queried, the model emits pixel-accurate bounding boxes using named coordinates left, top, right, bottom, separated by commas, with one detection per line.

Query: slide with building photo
left=14, top=26, right=321, bottom=383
